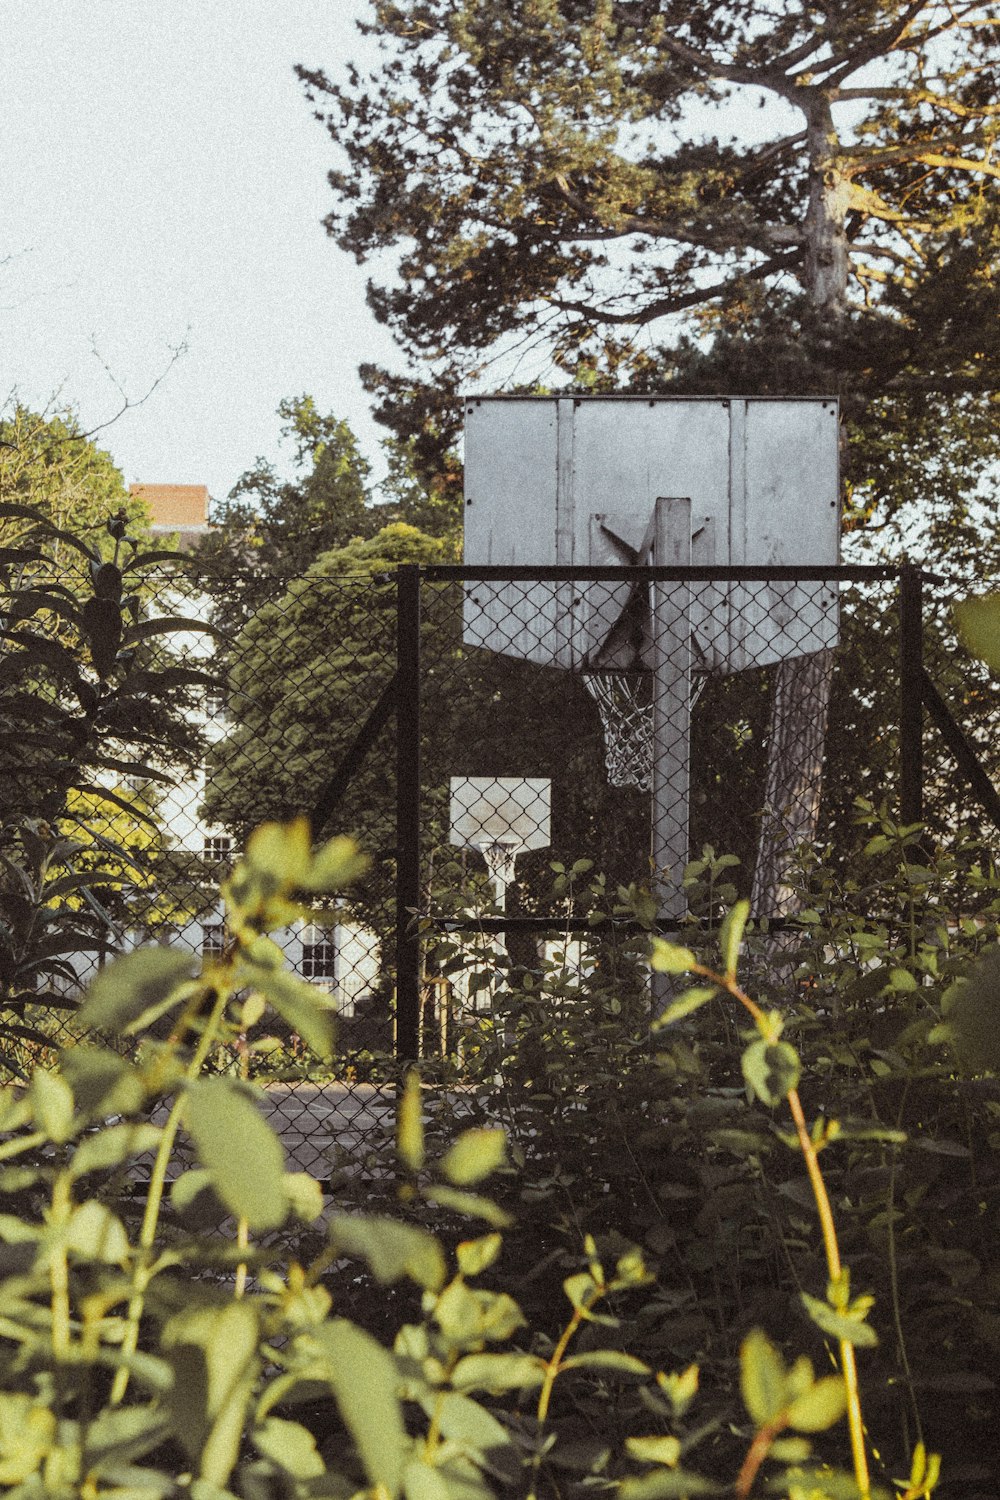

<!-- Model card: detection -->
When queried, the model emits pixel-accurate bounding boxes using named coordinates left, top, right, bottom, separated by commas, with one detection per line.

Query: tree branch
left=547, top=249, right=802, bottom=327
left=824, top=0, right=935, bottom=87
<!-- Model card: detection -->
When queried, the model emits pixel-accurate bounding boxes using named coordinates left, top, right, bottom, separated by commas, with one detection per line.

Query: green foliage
left=2, top=814, right=961, bottom=1498
left=0, top=417, right=212, bottom=1076
left=954, top=592, right=1000, bottom=677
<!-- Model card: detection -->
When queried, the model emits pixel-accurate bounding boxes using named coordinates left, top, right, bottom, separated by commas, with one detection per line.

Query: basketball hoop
left=584, top=669, right=712, bottom=793
left=583, top=672, right=653, bottom=792
left=480, top=839, right=519, bottom=896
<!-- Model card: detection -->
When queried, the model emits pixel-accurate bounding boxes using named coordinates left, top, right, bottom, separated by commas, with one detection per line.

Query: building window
left=203, top=835, right=233, bottom=866
left=205, top=685, right=228, bottom=719
left=300, top=925, right=336, bottom=988
left=202, top=922, right=226, bottom=959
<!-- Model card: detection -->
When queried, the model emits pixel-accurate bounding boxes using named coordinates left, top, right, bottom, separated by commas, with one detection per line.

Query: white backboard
left=463, top=396, right=840, bottom=673
left=449, top=777, right=551, bottom=853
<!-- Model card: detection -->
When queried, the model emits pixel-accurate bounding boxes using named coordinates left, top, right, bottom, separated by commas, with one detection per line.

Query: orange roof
left=130, top=483, right=209, bottom=528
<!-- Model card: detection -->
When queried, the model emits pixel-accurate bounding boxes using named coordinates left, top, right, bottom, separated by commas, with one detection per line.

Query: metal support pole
left=899, top=564, right=924, bottom=827
left=395, top=564, right=422, bottom=1060
left=652, top=498, right=692, bottom=922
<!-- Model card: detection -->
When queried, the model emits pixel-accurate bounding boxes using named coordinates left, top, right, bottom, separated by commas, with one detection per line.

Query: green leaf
left=124, top=613, right=218, bottom=644
left=0, top=1395, right=56, bottom=1484
left=619, top=1470, right=724, bottom=1498
left=328, top=1213, right=446, bottom=1292
left=649, top=940, right=697, bottom=975
left=719, top=899, right=750, bottom=977
left=440, top=1128, right=507, bottom=1186
left=303, top=834, right=369, bottom=891
left=184, top=1079, right=287, bottom=1230
left=954, top=592, right=1000, bottom=674
left=66, top=1201, right=130, bottom=1265
left=786, top=1375, right=848, bottom=1432
left=656, top=1364, right=699, bottom=1418
left=740, top=1329, right=787, bottom=1426
left=451, top=1353, right=545, bottom=1394
left=81, top=1404, right=173, bottom=1471
left=934, top=947, right=1000, bottom=1072
left=563, top=1271, right=599, bottom=1311
left=652, top=985, right=718, bottom=1029
left=252, top=1417, right=325, bottom=1480
left=77, top=947, right=195, bottom=1033
left=71, top=1122, right=161, bottom=1178
left=59, top=1046, right=146, bottom=1118
left=398, top=1071, right=425, bottom=1172
left=284, top=1172, right=325, bottom=1223
left=768, top=1437, right=814, bottom=1463
left=741, top=1039, right=801, bottom=1108
left=161, top=1301, right=260, bottom=1488
left=244, top=818, right=312, bottom=887
left=417, top=1390, right=513, bottom=1464
left=562, top=1350, right=651, bottom=1376
left=403, top=1460, right=451, bottom=1500
left=310, top=1319, right=406, bottom=1498
left=625, top=1435, right=682, bottom=1467
left=422, top=1184, right=512, bottom=1227
left=801, top=1293, right=879, bottom=1348
left=455, top=1233, right=503, bottom=1278
left=239, top=964, right=336, bottom=1060
left=30, top=1069, right=75, bottom=1143
left=434, top=1280, right=525, bottom=1345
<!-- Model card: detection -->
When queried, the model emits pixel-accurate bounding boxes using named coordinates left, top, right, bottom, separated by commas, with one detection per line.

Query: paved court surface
left=257, top=1081, right=397, bottom=1177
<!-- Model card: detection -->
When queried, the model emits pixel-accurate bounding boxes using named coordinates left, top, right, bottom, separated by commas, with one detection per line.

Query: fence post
left=395, top=564, right=422, bottom=1060
left=899, top=563, right=924, bottom=826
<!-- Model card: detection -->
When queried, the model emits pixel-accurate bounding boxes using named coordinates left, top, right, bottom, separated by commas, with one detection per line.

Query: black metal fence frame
left=305, top=560, right=999, bottom=1061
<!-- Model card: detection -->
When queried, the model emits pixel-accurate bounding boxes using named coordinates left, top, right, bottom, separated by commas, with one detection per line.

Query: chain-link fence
left=16, top=557, right=999, bottom=1178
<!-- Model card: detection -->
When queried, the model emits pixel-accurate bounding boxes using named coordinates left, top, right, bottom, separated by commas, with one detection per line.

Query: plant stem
left=785, top=1086, right=871, bottom=1498
left=110, top=987, right=230, bottom=1404
left=538, top=1302, right=587, bottom=1425
left=735, top=1418, right=783, bottom=1500
left=699, top=963, right=873, bottom=1500
left=49, top=1170, right=73, bottom=1361
left=234, top=1218, right=249, bottom=1298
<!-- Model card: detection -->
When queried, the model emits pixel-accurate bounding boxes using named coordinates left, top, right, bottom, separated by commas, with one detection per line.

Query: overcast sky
left=2, top=1, right=398, bottom=503
left=3, top=3, right=815, bottom=512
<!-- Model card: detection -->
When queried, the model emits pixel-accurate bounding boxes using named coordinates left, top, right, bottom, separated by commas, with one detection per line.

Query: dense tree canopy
left=299, top=0, right=999, bottom=507
left=1, top=405, right=149, bottom=547
left=196, top=396, right=461, bottom=639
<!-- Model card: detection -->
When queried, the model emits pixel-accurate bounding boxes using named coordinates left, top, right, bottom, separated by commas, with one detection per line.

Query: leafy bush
left=0, top=816, right=966, bottom=1499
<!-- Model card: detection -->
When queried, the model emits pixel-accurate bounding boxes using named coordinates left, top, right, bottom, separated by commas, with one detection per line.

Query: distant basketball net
left=479, top=839, right=519, bottom=893
left=583, top=672, right=653, bottom=792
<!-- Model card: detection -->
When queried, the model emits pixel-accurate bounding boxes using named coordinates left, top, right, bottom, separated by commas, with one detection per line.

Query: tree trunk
left=753, top=98, right=846, bottom=918
left=752, top=648, right=835, bottom=917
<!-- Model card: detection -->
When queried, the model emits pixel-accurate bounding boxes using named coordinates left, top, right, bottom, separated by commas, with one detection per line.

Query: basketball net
left=583, top=673, right=653, bottom=792
left=480, top=839, right=519, bottom=897
left=584, top=671, right=708, bottom=792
